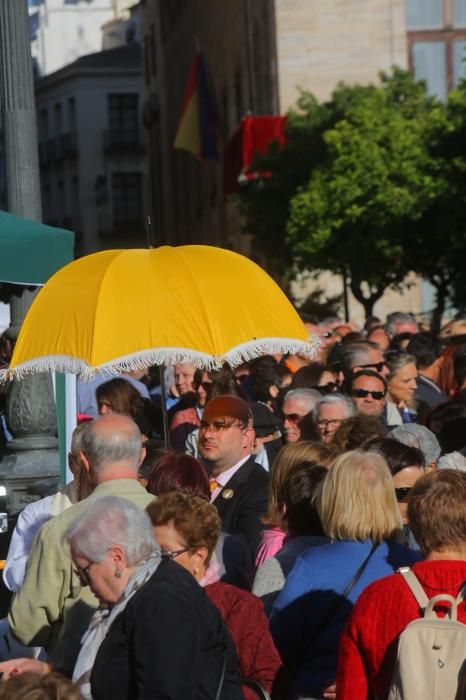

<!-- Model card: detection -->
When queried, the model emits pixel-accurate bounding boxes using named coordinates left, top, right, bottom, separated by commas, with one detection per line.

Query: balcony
left=103, top=129, right=145, bottom=157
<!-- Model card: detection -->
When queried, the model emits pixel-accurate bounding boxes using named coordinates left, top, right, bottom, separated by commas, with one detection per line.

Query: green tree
left=236, top=69, right=454, bottom=320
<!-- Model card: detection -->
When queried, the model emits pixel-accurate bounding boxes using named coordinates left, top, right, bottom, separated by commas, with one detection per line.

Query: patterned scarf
left=72, top=550, right=162, bottom=699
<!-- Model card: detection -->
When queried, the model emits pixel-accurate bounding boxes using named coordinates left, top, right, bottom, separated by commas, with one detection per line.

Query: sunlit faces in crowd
left=174, top=363, right=196, bottom=396
left=313, top=394, right=356, bottom=444
left=282, top=389, right=321, bottom=443
left=350, top=371, right=387, bottom=418
left=386, top=354, right=418, bottom=405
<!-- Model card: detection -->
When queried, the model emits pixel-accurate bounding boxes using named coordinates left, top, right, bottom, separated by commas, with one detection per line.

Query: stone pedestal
left=0, top=1, right=59, bottom=512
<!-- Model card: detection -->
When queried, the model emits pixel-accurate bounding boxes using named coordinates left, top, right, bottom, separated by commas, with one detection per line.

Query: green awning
left=0, top=210, right=74, bottom=285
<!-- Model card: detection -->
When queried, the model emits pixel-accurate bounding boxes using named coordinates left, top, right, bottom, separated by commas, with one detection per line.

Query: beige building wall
left=275, top=0, right=408, bottom=107
left=275, top=0, right=424, bottom=323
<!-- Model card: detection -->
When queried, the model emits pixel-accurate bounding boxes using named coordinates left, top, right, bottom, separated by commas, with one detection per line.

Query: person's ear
left=139, top=446, right=146, bottom=467
left=190, top=547, right=209, bottom=578
left=269, top=385, right=279, bottom=399
left=78, top=450, right=91, bottom=473
left=109, top=543, right=128, bottom=569
left=243, top=426, right=255, bottom=450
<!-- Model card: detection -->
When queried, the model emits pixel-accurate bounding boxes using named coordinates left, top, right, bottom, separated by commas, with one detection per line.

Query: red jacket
left=206, top=580, right=282, bottom=699
left=336, top=560, right=466, bottom=700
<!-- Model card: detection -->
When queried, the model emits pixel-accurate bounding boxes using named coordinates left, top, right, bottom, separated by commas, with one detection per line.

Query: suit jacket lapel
left=214, top=456, right=255, bottom=516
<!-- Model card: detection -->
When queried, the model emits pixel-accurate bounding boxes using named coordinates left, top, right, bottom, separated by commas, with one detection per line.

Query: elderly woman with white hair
left=270, top=450, right=421, bottom=700
left=0, top=496, right=242, bottom=700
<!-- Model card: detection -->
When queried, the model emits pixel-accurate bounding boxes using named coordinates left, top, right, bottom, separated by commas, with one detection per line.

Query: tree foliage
left=235, top=68, right=466, bottom=321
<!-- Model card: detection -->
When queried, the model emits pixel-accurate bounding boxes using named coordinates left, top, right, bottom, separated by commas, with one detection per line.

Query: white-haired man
left=9, top=414, right=153, bottom=676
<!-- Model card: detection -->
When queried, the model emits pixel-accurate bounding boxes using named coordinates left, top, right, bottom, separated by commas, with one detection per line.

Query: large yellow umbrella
left=3, top=245, right=318, bottom=379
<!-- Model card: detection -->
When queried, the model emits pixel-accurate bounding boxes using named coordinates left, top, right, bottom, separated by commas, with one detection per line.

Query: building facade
left=29, top=0, right=140, bottom=77
left=122, top=2, right=466, bottom=320
left=35, top=44, right=148, bottom=255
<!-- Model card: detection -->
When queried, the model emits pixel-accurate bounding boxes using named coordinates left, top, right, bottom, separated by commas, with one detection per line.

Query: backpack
left=388, top=567, right=466, bottom=700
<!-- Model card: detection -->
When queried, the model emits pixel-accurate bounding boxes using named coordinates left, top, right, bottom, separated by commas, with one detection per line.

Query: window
left=54, top=102, right=62, bottom=137
left=453, top=39, right=466, bottom=83
left=406, top=0, right=443, bottom=28
left=67, top=97, right=76, bottom=132
left=454, top=0, right=466, bottom=25
left=412, top=41, right=447, bottom=100
left=111, top=172, right=142, bottom=227
left=107, top=94, right=138, bottom=145
left=39, top=108, right=48, bottom=141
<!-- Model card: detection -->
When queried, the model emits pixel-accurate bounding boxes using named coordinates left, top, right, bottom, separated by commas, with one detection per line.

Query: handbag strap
left=340, top=541, right=379, bottom=600
left=290, top=541, right=379, bottom=677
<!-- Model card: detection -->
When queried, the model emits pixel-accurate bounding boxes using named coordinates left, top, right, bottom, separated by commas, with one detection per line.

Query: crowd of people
left=0, top=309, right=465, bottom=699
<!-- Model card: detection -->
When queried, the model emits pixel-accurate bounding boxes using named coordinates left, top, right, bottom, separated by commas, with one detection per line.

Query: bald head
left=80, top=414, right=143, bottom=479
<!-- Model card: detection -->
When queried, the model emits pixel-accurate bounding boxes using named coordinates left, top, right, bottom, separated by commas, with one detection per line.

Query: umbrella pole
left=159, top=364, right=170, bottom=450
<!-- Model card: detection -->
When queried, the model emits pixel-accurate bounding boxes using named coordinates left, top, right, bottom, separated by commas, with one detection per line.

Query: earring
left=115, top=569, right=122, bottom=578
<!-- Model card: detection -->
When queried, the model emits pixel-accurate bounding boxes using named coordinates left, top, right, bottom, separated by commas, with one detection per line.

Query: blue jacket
left=270, top=539, right=421, bottom=698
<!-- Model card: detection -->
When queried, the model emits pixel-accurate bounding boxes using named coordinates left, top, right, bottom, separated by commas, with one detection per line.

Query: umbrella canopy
left=0, top=210, right=74, bottom=285
left=3, top=245, right=318, bottom=379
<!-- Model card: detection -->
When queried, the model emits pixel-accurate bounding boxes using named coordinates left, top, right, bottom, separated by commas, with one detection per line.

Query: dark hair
left=341, top=341, right=381, bottom=376
left=146, top=452, right=210, bottom=500
left=211, top=374, right=248, bottom=400
left=95, top=378, right=144, bottom=418
left=365, top=437, right=425, bottom=475
left=138, top=441, right=167, bottom=480
left=389, top=332, right=414, bottom=352
left=348, top=369, right=387, bottom=392
left=290, top=364, right=326, bottom=389
left=331, top=415, right=387, bottom=453
left=340, top=331, right=365, bottom=344
left=408, top=469, right=466, bottom=555
left=248, top=356, right=282, bottom=404
left=279, top=462, right=327, bottom=536
left=407, top=332, right=442, bottom=369
left=453, top=345, right=466, bottom=387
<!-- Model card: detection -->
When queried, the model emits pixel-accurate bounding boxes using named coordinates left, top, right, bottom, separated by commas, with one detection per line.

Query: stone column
left=0, top=1, right=59, bottom=513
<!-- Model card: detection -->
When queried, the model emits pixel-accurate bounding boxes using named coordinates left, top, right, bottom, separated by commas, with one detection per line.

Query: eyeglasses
left=356, top=362, right=386, bottom=373
left=317, top=418, right=343, bottom=429
left=283, top=412, right=308, bottom=424
left=351, top=388, right=386, bottom=400
left=395, top=487, right=412, bottom=503
left=199, top=420, right=244, bottom=433
left=160, top=547, right=189, bottom=560
left=312, top=382, right=338, bottom=394
left=74, top=561, right=94, bottom=586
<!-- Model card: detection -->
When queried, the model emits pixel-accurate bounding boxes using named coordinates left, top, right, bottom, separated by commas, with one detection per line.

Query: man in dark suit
left=199, top=395, right=269, bottom=557
left=407, top=332, right=447, bottom=409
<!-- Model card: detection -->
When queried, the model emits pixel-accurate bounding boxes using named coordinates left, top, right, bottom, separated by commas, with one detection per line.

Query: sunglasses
left=313, top=382, right=338, bottom=394
left=395, top=487, right=412, bottom=503
left=194, top=381, right=213, bottom=391
left=356, top=362, right=386, bottom=373
left=283, top=412, right=308, bottom=424
left=351, top=388, right=386, bottom=400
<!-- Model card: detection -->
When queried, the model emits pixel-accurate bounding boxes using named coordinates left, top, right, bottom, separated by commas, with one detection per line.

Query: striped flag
left=174, top=51, right=218, bottom=161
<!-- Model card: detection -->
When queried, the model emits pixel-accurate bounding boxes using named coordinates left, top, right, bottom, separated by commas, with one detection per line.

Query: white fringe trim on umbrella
left=0, top=335, right=321, bottom=382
